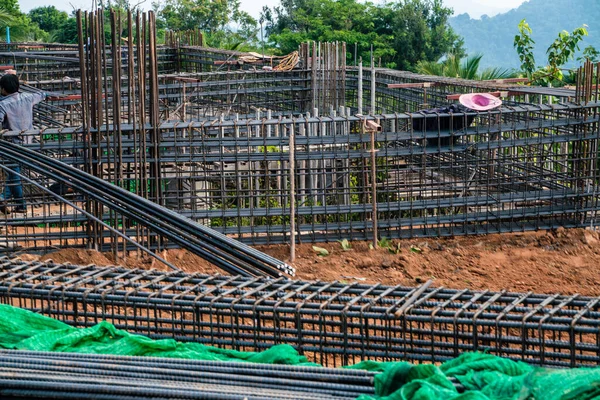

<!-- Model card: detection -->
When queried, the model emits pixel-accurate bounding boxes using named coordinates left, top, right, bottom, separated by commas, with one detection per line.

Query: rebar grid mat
left=0, top=350, right=375, bottom=399
left=1, top=257, right=599, bottom=369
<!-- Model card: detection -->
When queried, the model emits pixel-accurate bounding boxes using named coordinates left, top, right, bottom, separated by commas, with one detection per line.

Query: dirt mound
left=26, top=228, right=600, bottom=296
left=256, top=228, right=600, bottom=296
left=38, top=248, right=218, bottom=274
left=40, top=249, right=115, bottom=267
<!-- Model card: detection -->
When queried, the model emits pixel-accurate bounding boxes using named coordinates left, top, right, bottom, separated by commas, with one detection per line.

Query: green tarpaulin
left=2, top=303, right=600, bottom=400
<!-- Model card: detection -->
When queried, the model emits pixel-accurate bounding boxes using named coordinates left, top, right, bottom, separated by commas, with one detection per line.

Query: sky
left=17, top=0, right=529, bottom=20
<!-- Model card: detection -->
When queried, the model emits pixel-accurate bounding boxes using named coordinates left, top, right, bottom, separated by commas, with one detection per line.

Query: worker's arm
left=31, top=91, right=47, bottom=105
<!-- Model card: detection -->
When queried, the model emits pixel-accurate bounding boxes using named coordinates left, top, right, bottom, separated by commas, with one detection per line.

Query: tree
left=0, top=8, right=14, bottom=31
left=417, top=53, right=515, bottom=80
left=28, top=6, right=68, bottom=33
left=577, top=45, right=600, bottom=63
left=514, top=20, right=536, bottom=77
left=450, top=0, right=600, bottom=70
left=263, top=0, right=463, bottom=70
left=0, top=0, right=47, bottom=41
left=155, top=0, right=254, bottom=33
left=514, top=19, right=588, bottom=86
left=375, top=0, right=464, bottom=70
left=264, top=0, right=384, bottom=56
left=154, top=0, right=258, bottom=48
left=52, top=16, right=78, bottom=44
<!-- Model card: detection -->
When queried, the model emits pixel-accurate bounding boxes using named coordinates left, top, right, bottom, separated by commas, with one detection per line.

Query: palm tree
left=0, top=9, right=23, bottom=42
left=0, top=9, right=13, bottom=26
left=417, top=53, right=515, bottom=81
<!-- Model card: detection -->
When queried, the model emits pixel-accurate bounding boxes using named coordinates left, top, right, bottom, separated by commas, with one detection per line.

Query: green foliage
left=378, top=237, right=392, bottom=249
left=257, top=145, right=280, bottom=153
left=338, top=239, right=352, bottom=251
left=375, top=237, right=402, bottom=254
left=547, top=26, right=588, bottom=69
left=410, top=245, right=422, bottom=253
left=0, top=7, right=13, bottom=29
left=28, top=6, right=67, bottom=33
left=417, top=53, right=515, bottom=80
left=478, top=67, right=517, bottom=81
left=28, top=6, right=75, bottom=43
left=312, top=245, right=329, bottom=256
left=263, top=0, right=462, bottom=70
left=51, top=17, right=78, bottom=44
left=0, top=0, right=47, bottom=42
left=154, top=0, right=258, bottom=48
left=514, top=19, right=536, bottom=77
left=514, top=20, right=588, bottom=86
left=578, top=45, right=600, bottom=63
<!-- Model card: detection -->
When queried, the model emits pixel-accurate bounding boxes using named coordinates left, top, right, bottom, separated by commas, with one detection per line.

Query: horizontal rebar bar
left=0, top=350, right=374, bottom=400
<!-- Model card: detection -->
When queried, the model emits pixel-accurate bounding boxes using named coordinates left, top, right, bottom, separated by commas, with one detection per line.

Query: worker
left=0, top=72, right=46, bottom=214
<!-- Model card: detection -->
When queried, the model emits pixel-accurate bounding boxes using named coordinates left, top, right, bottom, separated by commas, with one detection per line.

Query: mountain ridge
left=449, top=0, right=600, bottom=70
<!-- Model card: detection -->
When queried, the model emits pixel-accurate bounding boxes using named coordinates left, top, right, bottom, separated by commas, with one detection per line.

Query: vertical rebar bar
left=289, top=121, right=296, bottom=262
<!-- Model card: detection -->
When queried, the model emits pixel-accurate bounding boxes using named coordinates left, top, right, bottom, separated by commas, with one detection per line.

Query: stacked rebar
left=0, top=140, right=293, bottom=277
left=0, top=257, right=599, bottom=369
left=0, top=350, right=375, bottom=399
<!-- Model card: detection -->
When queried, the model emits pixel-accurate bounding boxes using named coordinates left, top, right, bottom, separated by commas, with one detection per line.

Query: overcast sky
left=18, top=0, right=529, bottom=20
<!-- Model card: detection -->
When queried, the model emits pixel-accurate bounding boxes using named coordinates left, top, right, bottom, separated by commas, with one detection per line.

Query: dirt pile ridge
left=19, top=228, right=600, bottom=296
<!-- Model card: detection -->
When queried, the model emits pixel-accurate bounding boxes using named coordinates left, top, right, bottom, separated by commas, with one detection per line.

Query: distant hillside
left=449, top=0, right=600, bottom=70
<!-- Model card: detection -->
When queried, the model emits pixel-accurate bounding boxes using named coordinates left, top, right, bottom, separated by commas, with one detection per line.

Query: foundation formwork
left=0, top=32, right=599, bottom=256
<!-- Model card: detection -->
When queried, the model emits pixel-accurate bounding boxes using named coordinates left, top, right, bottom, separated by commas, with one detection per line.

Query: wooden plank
left=214, top=60, right=242, bottom=65
left=485, top=78, right=529, bottom=84
left=169, top=76, right=201, bottom=83
left=388, top=82, right=437, bottom=89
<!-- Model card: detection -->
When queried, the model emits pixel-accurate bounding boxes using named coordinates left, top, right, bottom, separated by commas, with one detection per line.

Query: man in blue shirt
left=0, top=73, right=46, bottom=214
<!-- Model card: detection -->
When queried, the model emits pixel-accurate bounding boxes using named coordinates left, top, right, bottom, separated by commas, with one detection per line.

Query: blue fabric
left=0, top=165, right=25, bottom=208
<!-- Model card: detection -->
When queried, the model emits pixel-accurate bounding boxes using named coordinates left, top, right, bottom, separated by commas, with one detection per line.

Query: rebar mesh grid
left=3, top=101, right=598, bottom=252
left=0, top=257, right=599, bottom=369
left=0, top=22, right=599, bottom=256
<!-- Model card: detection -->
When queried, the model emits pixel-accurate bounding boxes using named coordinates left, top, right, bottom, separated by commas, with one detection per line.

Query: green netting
left=351, top=352, right=600, bottom=400
left=0, top=304, right=317, bottom=365
left=3, top=303, right=600, bottom=400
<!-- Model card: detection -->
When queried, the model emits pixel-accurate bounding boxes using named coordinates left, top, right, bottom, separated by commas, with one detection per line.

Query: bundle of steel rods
left=1, top=258, right=599, bottom=368
left=0, top=350, right=375, bottom=399
left=0, top=140, right=293, bottom=278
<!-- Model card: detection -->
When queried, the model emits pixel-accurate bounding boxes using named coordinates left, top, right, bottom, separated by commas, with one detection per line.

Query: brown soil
left=25, top=227, right=600, bottom=296
left=40, top=249, right=115, bottom=267
left=38, top=247, right=219, bottom=275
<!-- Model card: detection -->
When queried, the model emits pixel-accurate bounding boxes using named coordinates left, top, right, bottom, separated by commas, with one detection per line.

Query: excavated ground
left=24, top=227, right=600, bottom=296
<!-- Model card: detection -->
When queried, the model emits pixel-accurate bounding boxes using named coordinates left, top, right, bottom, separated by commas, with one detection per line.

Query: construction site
left=2, top=8, right=600, bottom=400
